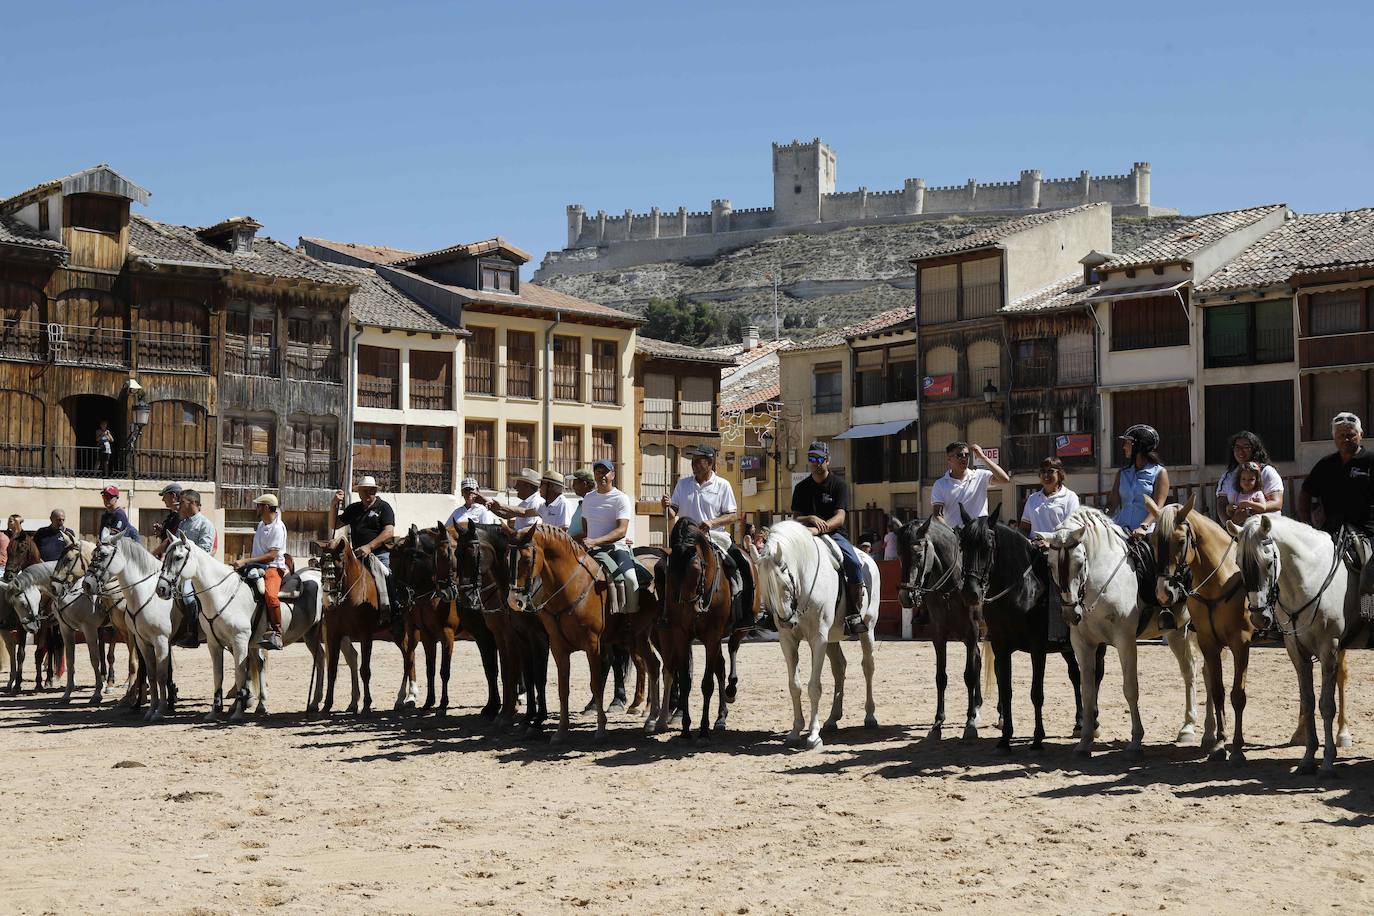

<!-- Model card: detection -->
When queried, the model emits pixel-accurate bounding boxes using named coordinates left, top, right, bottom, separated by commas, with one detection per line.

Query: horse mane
left=667, top=517, right=706, bottom=578
left=1235, top=514, right=1326, bottom=586
left=12, top=560, right=56, bottom=592
left=115, top=535, right=162, bottom=578
left=1059, top=506, right=1121, bottom=554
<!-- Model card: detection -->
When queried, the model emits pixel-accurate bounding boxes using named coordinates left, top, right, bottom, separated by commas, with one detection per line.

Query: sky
left=4, top=0, right=1372, bottom=271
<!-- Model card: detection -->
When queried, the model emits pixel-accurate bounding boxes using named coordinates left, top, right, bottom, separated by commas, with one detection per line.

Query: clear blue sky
left=5, top=1, right=1371, bottom=269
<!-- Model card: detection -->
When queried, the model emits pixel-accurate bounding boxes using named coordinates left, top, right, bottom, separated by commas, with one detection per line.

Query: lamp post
left=760, top=427, right=780, bottom=519
left=982, top=379, right=998, bottom=404
left=127, top=392, right=151, bottom=478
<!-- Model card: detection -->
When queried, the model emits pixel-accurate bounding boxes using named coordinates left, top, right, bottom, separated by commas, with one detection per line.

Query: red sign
left=922, top=374, right=954, bottom=397
left=1056, top=434, right=1093, bottom=457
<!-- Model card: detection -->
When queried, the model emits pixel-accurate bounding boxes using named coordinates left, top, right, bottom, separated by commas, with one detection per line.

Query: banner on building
left=922, top=374, right=954, bottom=396
left=742, top=477, right=757, bottom=498
left=740, top=455, right=760, bottom=471
left=1056, top=434, right=1093, bottom=457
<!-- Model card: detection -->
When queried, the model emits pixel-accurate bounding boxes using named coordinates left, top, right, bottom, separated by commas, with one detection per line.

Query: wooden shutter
left=1113, top=387, right=1190, bottom=465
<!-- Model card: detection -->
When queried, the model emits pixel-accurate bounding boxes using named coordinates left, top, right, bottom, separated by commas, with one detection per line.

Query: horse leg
left=343, top=638, right=361, bottom=712
left=550, top=642, right=572, bottom=744
left=780, top=630, right=804, bottom=747
left=227, top=633, right=251, bottom=724
left=983, top=638, right=1002, bottom=729
left=639, top=630, right=661, bottom=731
left=323, top=629, right=341, bottom=714
left=963, top=636, right=982, bottom=740
left=1062, top=646, right=1084, bottom=738
left=724, top=630, right=741, bottom=704
left=859, top=629, right=877, bottom=728
left=608, top=645, right=628, bottom=715
left=1072, top=631, right=1099, bottom=758
left=1164, top=627, right=1201, bottom=745
left=105, top=630, right=117, bottom=687
left=994, top=643, right=1014, bottom=753
left=669, top=649, right=690, bottom=728
left=149, top=635, right=172, bottom=723
left=1030, top=648, right=1046, bottom=749
left=821, top=642, right=846, bottom=734
left=1201, top=645, right=1227, bottom=761
left=655, top=641, right=676, bottom=735
left=1288, top=640, right=1319, bottom=773
left=396, top=624, right=417, bottom=712
left=82, top=623, right=104, bottom=706
left=255, top=650, right=270, bottom=716
left=437, top=630, right=455, bottom=716
left=475, top=627, right=501, bottom=720
left=57, top=622, right=77, bottom=705
left=305, top=626, right=324, bottom=714
left=712, top=636, right=730, bottom=732
left=1319, top=642, right=1341, bottom=777
left=700, top=635, right=723, bottom=740
left=589, top=642, right=610, bottom=742
left=1336, top=650, right=1353, bottom=748
left=360, top=636, right=374, bottom=715
left=628, top=642, right=647, bottom=715
left=933, top=633, right=948, bottom=732
left=420, top=637, right=437, bottom=710
left=530, top=629, right=551, bottom=733
left=1117, top=636, right=1144, bottom=759
left=802, top=635, right=826, bottom=749
left=1228, top=638, right=1250, bottom=765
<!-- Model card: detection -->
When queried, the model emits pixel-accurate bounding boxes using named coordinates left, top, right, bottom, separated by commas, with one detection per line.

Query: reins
left=1268, top=527, right=1348, bottom=637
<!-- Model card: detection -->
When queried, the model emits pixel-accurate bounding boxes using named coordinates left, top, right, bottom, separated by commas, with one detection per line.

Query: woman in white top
left=881, top=518, right=901, bottom=561
left=1215, top=431, right=1284, bottom=525
left=1019, top=457, right=1081, bottom=538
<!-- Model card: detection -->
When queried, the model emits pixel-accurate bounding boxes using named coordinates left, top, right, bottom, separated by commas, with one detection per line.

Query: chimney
left=198, top=216, right=262, bottom=256
left=743, top=324, right=760, bottom=350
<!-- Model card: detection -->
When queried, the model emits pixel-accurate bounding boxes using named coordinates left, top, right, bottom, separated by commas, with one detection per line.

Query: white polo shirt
left=930, top=468, right=993, bottom=522
left=447, top=503, right=496, bottom=527
left=580, top=487, right=634, bottom=548
left=251, top=517, right=288, bottom=570
left=512, top=492, right=545, bottom=531
left=538, top=493, right=576, bottom=529
left=669, top=473, right=738, bottom=526
left=1021, top=487, right=1081, bottom=537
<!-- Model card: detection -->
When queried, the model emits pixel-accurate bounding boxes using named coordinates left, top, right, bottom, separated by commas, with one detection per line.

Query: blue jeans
left=828, top=532, right=870, bottom=592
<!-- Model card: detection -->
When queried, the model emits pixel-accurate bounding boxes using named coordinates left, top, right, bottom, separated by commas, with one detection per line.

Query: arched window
left=967, top=339, right=1001, bottom=395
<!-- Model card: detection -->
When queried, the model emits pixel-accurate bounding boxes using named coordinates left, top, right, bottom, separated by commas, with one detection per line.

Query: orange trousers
left=264, top=567, right=283, bottom=631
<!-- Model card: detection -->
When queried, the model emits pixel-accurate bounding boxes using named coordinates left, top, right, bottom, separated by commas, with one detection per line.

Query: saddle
left=1335, top=528, right=1374, bottom=621
left=591, top=550, right=650, bottom=615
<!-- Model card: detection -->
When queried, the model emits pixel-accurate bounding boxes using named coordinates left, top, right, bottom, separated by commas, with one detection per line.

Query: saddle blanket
left=592, top=550, right=649, bottom=615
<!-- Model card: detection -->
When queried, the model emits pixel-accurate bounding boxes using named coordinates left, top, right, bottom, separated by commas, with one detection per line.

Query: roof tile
left=909, top=203, right=1109, bottom=262
left=1102, top=204, right=1286, bottom=271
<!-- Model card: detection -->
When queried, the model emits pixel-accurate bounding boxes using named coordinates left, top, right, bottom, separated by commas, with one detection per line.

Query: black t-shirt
left=1303, top=449, right=1374, bottom=534
left=340, top=499, right=396, bottom=548
left=791, top=472, right=848, bottom=521
left=162, top=510, right=181, bottom=537
left=34, top=525, right=76, bottom=562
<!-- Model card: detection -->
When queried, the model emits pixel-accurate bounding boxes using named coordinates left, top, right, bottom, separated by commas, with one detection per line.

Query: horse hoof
left=201, top=711, right=218, bottom=724
left=1207, top=747, right=1227, bottom=763
left=1030, top=740, right=1045, bottom=752
left=149, top=710, right=164, bottom=724
left=345, top=704, right=358, bottom=714
left=864, top=714, right=879, bottom=729
left=1338, top=732, right=1354, bottom=749
left=625, top=703, right=642, bottom=716
left=1318, top=766, right=1339, bottom=781
left=724, top=683, right=738, bottom=704
left=548, top=732, right=566, bottom=746
left=696, top=731, right=712, bottom=745
left=1074, top=744, right=1093, bottom=759
left=667, top=714, right=683, bottom=730
left=1296, top=760, right=1318, bottom=776
left=58, top=694, right=73, bottom=706
left=1123, top=746, right=1145, bottom=762
left=228, top=710, right=245, bottom=725
left=802, top=735, right=823, bottom=751
left=820, top=721, right=838, bottom=736
left=87, top=695, right=101, bottom=707
left=961, top=725, right=978, bottom=741
left=479, top=706, right=498, bottom=721
left=783, top=733, right=801, bottom=748
left=255, top=705, right=269, bottom=717
left=1229, top=749, right=1247, bottom=766
left=1176, top=731, right=1202, bottom=747
left=1072, top=725, right=1083, bottom=739
left=607, top=700, right=627, bottom=715
left=306, top=704, right=319, bottom=715
left=713, top=719, right=726, bottom=732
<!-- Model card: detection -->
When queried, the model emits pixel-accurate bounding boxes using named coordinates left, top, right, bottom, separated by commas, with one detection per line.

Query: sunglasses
left=807, top=456, right=826, bottom=464
left=951, top=453, right=971, bottom=460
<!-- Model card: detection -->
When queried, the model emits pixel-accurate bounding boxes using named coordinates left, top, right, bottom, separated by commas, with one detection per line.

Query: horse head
left=49, top=530, right=85, bottom=598
left=156, top=530, right=195, bottom=600
left=506, top=524, right=543, bottom=613
left=431, top=521, right=459, bottom=603
left=897, top=516, right=960, bottom=610
left=1234, top=513, right=1280, bottom=630
left=1041, top=521, right=1089, bottom=624
left=665, top=517, right=708, bottom=608
left=83, top=527, right=126, bottom=600
left=315, top=535, right=350, bottom=604
left=957, top=505, right=1001, bottom=608
left=1150, top=496, right=1194, bottom=608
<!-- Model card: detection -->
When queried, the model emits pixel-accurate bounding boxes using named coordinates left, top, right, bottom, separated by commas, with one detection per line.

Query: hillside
left=538, top=214, right=1196, bottom=342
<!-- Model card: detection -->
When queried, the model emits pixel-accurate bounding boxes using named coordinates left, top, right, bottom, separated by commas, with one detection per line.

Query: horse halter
left=507, top=533, right=544, bottom=613
left=898, top=534, right=957, bottom=609
left=156, top=542, right=190, bottom=600
left=963, top=523, right=999, bottom=604
left=49, top=540, right=84, bottom=595
left=458, top=536, right=503, bottom=613
left=1156, top=523, right=1196, bottom=606
left=674, top=536, right=721, bottom=613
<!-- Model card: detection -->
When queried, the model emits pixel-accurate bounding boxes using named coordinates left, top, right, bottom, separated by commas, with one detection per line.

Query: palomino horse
left=1233, top=514, right=1369, bottom=775
left=454, top=521, right=549, bottom=735
left=1042, top=507, right=1203, bottom=758
left=897, top=517, right=984, bottom=738
left=393, top=523, right=501, bottom=717
left=957, top=506, right=1090, bottom=752
left=752, top=520, right=879, bottom=750
left=1150, top=496, right=1255, bottom=763
left=507, top=524, right=661, bottom=742
left=656, top=518, right=757, bottom=739
left=318, top=533, right=390, bottom=715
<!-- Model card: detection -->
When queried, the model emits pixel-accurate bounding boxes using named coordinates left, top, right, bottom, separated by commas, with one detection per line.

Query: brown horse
left=656, top=519, right=756, bottom=740
left=507, top=525, right=660, bottom=742
left=453, top=521, right=548, bottom=735
left=319, top=532, right=388, bottom=715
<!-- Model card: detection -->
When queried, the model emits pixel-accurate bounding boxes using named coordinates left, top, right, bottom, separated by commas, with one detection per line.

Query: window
left=1012, top=340, right=1053, bottom=389
left=1304, top=370, right=1374, bottom=441
left=481, top=267, right=514, bottom=292
left=813, top=364, right=841, bottom=413
left=553, top=336, right=581, bottom=400
left=37, top=200, right=49, bottom=232
left=506, top=330, right=536, bottom=399
left=1056, top=333, right=1094, bottom=385
left=854, top=348, right=885, bottom=407
left=1034, top=410, right=1054, bottom=434
left=463, top=420, right=495, bottom=488
left=409, top=350, right=453, bottom=410
left=889, top=345, right=919, bottom=401
left=643, top=372, right=673, bottom=429
left=918, top=256, right=1003, bottom=324
left=355, top=423, right=400, bottom=491
left=552, top=425, right=581, bottom=476
left=284, top=416, right=337, bottom=489
left=505, top=423, right=536, bottom=481
left=1204, top=381, right=1294, bottom=464
left=920, top=264, right=958, bottom=324
left=465, top=327, right=496, bottom=395
left=225, top=303, right=277, bottom=377
left=680, top=375, right=714, bottom=430
left=1110, top=295, right=1189, bottom=351
left=1309, top=289, right=1364, bottom=336
left=66, top=194, right=122, bottom=234
left=593, top=428, right=618, bottom=469
left=892, top=426, right=919, bottom=481
left=1204, top=301, right=1293, bottom=368
left=357, top=345, right=400, bottom=409
left=592, top=340, right=617, bottom=404
left=221, top=415, right=276, bottom=486
left=853, top=437, right=886, bottom=484
left=404, top=426, right=452, bottom=493
left=1062, top=404, right=1080, bottom=432
left=1113, top=387, right=1190, bottom=466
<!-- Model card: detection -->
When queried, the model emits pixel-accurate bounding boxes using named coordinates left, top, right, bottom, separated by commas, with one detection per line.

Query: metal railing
left=409, top=381, right=452, bottom=411
left=137, top=330, right=213, bottom=374
left=221, top=455, right=277, bottom=487
left=357, top=377, right=399, bottom=409
left=591, top=367, right=617, bottom=404
left=505, top=361, right=536, bottom=399
left=49, top=323, right=131, bottom=368
left=0, top=322, right=46, bottom=362
left=1009, top=434, right=1094, bottom=470
left=0, top=442, right=47, bottom=475
left=404, top=461, right=452, bottom=494
left=223, top=341, right=280, bottom=378
left=465, top=356, right=497, bottom=396
left=133, top=448, right=212, bottom=480
left=552, top=364, right=580, bottom=401
left=462, top=454, right=496, bottom=490
left=353, top=464, right=400, bottom=493
left=53, top=445, right=120, bottom=479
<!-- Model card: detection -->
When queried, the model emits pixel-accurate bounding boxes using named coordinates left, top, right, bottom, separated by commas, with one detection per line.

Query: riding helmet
left=1119, top=424, right=1160, bottom=452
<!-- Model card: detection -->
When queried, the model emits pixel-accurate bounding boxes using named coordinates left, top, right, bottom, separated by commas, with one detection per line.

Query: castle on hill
left=534, top=138, right=1176, bottom=281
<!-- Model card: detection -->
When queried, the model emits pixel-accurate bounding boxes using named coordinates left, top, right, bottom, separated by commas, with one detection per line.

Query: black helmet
left=1120, top=424, right=1160, bottom=452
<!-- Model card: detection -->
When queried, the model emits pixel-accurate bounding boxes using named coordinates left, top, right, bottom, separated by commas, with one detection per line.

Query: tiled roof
left=709, top=338, right=792, bottom=378
left=0, top=214, right=66, bottom=254
left=511, top=281, right=639, bottom=322
left=721, top=362, right=780, bottom=411
left=394, top=237, right=532, bottom=267
left=636, top=335, right=737, bottom=365
left=300, top=237, right=418, bottom=266
left=1101, top=204, right=1286, bottom=271
left=1289, top=210, right=1374, bottom=280
left=1003, top=273, right=1100, bottom=313
left=908, top=203, right=1109, bottom=262
left=790, top=305, right=917, bottom=351
left=130, top=216, right=350, bottom=285
left=333, top=265, right=460, bottom=334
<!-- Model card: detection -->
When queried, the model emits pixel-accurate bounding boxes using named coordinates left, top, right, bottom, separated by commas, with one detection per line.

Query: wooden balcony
left=358, top=377, right=399, bottom=409
left=1300, top=332, right=1374, bottom=369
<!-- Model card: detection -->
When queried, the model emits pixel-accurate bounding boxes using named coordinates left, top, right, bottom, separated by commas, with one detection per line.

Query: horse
left=896, top=516, right=985, bottom=738
left=506, top=525, right=661, bottom=742
left=1041, top=506, right=1203, bottom=759
left=0, top=532, right=98, bottom=693
left=656, top=518, right=756, bottom=739
left=453, top=521, right=549, bottom=735
left=1149, top=495, right=1255, bottom=763
left=751, top=520, right=879, bottom=750
left=1232, top=514, right=1369, bottom=775
left=318, top=532, right=391, bottom=715
left=156, top=530, right=325, bottom=721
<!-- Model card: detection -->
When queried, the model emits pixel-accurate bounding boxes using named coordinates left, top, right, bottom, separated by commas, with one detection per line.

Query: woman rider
left=1107, top=424, right=1176, bottom=629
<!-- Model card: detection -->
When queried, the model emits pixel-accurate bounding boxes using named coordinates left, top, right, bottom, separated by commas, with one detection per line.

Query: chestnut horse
left=453, top=521, right=548, bottom=735
left=656, top=518, right=757, bottom=739
left=319, top=533, right=389, bottom=715
left=507, top=525, right=661, bottom=742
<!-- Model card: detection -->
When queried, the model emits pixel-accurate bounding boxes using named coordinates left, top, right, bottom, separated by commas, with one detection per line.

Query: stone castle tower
left=772, top=139, right=837, bottom=225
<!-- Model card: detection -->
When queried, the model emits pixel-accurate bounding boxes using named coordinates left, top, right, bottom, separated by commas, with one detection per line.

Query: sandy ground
left=1, top=637, right=1372, bottom=915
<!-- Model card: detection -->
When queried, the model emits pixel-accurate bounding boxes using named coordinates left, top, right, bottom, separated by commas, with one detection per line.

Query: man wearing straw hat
left=484, top=467, right=545, bottom=532
left=334, top=475, right=397, bottom=622
left=536, top=469, right=577, bottom=529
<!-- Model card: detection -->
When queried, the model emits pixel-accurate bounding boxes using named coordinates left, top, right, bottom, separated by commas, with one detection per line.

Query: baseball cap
left=592, top=458, right=614, bottom=472
left=1333, top=411, right=1361, bottom=430
left=460, top=477, right=480, bottom=492
left=807, top=441, right=829, bottom=462
left=100, top=485, right=120, bottom=498
left=158, top=483, right=183, bottom=497
left=685, top=444, right=718, bottom=460
left=571, top=468, right=595, bottom=483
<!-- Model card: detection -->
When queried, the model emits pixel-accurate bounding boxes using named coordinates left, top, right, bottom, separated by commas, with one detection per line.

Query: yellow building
left=718, top=332, right=790, bottom=533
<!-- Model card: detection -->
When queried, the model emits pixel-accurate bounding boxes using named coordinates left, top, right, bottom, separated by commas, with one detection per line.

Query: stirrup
left=843, top=614, right=866, bottom=637
left=259, top=631, right=283, bottom=650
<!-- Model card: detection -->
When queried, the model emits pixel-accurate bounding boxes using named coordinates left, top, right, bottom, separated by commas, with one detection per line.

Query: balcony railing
left=639, top=471, right=670, bottom=502
left=134, top=448, right=212, bottom=480
left=224, top=341, right=280, bottom=378
left=404, top=460, right=452, bottom=494
left=1010, top=434, right=1095, bottom=470
left=506, top=361, right=536, bottom=399
left=284, top=459, right=337, bottom=490
left=50, top=323, right=131, bottom=368
left=353, top=463, right=400, bottom=493
left=358, top=376, right=399, bottom=409
left=1298, top=332, right=1372, bottom=369
left=409, top=381, right=452, bottom=411
left=0, top=442, right=46, bottom=475
left=138, top=330, right=213, bottom=374
left=286, top=347, right=341, bottom=383
left=221, top=454, right=277, bottom=487
left=466, top=356, right=496, bottom=396
left=53, top=445, right=121, bottom=479
left=462, top=454, right=497, bottom=490
left=552, top=364, right=580, bottom=401
left=591, top=367, right=617, bottom=404
left=1013, top=357, right=1053, bottom=390
left=0, top=322, right=46, bottom=363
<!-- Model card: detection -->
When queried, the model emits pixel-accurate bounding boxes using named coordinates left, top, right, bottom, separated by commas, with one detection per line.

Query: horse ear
left=959, top=504, right=973, bottom=527
left=1225, top=520, right=1244, bottom=539
left=1143, top=495, right=1161, bottom=520
left=1259, top=515, right=1274, bottom=537
left=916, top=517, right=931, bottom=538
left=1180, top=492, right=1195, bottom=520
left=1064, top=526, right=1086, bottom=549
left=988, top=504, right=1001, bottom=527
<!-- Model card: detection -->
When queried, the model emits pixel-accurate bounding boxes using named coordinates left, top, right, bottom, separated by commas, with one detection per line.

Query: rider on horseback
left=1299, top=411, right=1374, bottom=602
left=485, top=468, right=545, bottom=532
left=232, top=493, right=287, bottom=650
left=1109, top=423, right=1177, bottom=630
left=335, top=476, right=397, bottom=629
left=573, top=459, right=647, bottom=612
left=790, top=441, right=868, bottom=637
left=172, top=490, right=215, bottom=648
left=536, top=470, right=577, bottom=528
left=661, top=444, right=750, bottom=623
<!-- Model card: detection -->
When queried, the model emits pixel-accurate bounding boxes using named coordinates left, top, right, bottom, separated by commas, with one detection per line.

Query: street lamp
left=760, top=427, right=780, bottom=518
left=126, top=391, right=151, bottom=478
left=982, top=379, right=998, bottom=404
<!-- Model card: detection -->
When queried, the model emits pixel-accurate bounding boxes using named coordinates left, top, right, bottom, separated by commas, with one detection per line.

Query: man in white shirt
left=485, top=468, right=544, bottom=532
left=231, top=493, right=288, bottom=650
left=662, top=444, right=749, bottom=610
left=567, top=468, right=595, bottom=537
left=930, top=440, right=1010, bottom=524
left=447, top=477, right=497, bottom=528
left=537, top=470, right=577, bottom=528
left=574, top=458, right=646, bottom=607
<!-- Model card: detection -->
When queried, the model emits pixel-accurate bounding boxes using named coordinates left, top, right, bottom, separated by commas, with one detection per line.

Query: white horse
left=7, top=544, right=111, bottom=706
left=1232, top=514, right=1362, bottom=775
left=752, top=520, right=879, bottom=750
left=82, top=530, right=186, bottom=721
left=1042, top=507, right=1202, bottom=758
left=156, top=531, right=334, bottom=719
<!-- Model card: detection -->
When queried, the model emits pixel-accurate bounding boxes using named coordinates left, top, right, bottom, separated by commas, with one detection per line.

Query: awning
left=834, top=418, right=916, bottom=440
left=1085, top=279, right=1189, bottom=303
left=1098, top=378, right=1192, bottom=393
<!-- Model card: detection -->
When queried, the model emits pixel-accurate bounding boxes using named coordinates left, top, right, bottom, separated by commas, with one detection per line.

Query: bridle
left=85, top=541, right=162, bottom=621
left=898, top=531, right=959, bottom=608
left=963, top=521, right=1019, bottom=606
left=156, top=540, right=245, bottom=624
left=508, top=529, right=598, bottom=617
left=1157, top=518, right=1241, bottom=612
left=1245, top=527, right=1347, bottom=637
left=455, top=531, right=505, bottom=613
left=1049, top=526, right=1130, bottom=622
left=672, top=533, right=722, bottom=614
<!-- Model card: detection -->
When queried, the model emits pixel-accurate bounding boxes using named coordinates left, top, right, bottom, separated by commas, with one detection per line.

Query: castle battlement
left=540, top=139, right=1173, bottom=282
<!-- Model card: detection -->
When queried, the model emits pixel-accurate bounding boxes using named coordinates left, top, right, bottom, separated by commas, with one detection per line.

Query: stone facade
left=537, top=139, right=1173, bottom=281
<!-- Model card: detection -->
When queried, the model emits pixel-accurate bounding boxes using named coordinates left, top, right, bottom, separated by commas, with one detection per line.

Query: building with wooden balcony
left=911, top=203, right=1113, bottom=515
left=303, top=236, right=642, bottom=527
left=631, top=335, right=735, bottom=546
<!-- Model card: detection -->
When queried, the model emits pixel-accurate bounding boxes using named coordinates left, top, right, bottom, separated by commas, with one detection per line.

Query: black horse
left=897, top=517, right=984, bottom=737
left=453, top=522, right=549, bottom=735
left=957, top=505, right=1087, bottom=752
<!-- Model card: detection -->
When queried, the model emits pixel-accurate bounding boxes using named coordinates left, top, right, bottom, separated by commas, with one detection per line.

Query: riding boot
left=843, top=580, right=867, bottom=637
left=260, top=604, right=283, bottom=650
left=176, top=601, right=200, bottom=649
